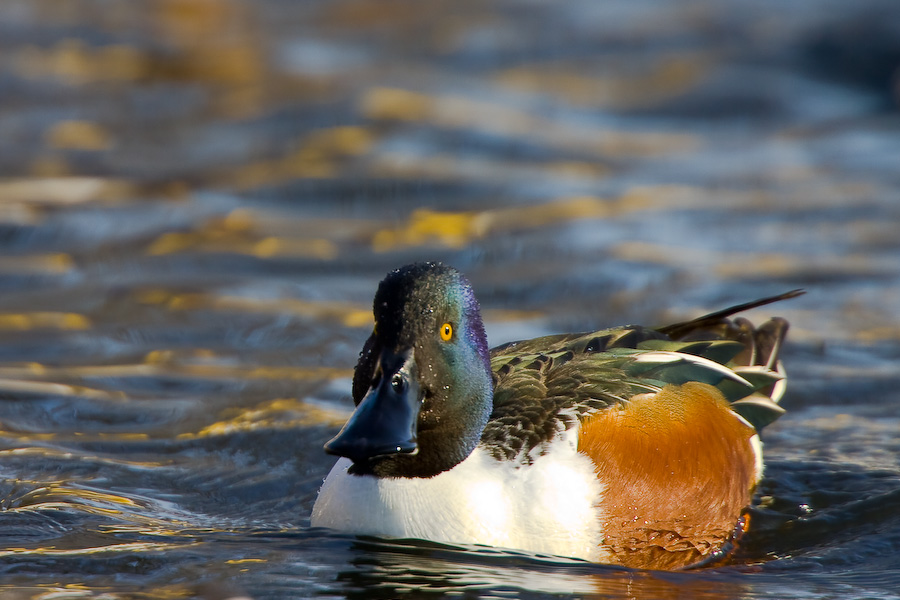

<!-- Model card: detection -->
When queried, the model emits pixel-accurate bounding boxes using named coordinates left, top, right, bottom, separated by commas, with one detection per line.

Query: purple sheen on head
left=372, top=262, right=492, bottom=376
left=460, top=274, right=492, bottom=375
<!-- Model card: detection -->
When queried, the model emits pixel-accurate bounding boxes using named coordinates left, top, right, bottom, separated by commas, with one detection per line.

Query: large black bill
left=324, top=349, right=420, bottom=464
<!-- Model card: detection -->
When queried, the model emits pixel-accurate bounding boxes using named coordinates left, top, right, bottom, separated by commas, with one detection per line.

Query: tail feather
left=656, top=292, right=801, bottom=430
left=658, top=289, right=803, bottom=340
left=756, top=317, right=789, bottom=372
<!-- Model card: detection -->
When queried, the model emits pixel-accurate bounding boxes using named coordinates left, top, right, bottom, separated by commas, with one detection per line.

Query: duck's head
left=325, top=262, right=494, bottom=478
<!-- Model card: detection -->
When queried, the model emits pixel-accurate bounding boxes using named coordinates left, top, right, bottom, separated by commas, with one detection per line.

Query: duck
left=310, top=262, right=802, bottom=570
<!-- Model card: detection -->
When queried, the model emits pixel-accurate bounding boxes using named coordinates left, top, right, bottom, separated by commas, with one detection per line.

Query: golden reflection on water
left=370, top=195, right=651, bottom=252
left=0, top=378, right=126, bottom=401
left=12, top=39, right=146, bottom=85
left=0, top=178, right=134, bottom=206
left=179, top=397, right=349, bottom=439
left=146, top=231, right=339, bottom=261
left=494, top=53, right=713, bottom=109
left=2, top=478, right=193, bottom=531
left=0, top=313, right=90, bottom=331
left=144, top=208, right=344, bottom=261
left=136, top=183, right=888, bottom=264
left=361, top=87, right=700, bottom=157
left=135, top=288, right=370, bottom=328
left=0, top=541, right=192, bottom=558
left=0, top=360, right=351, bottom=385
left=11, top=484, right=142, bottom=511
left=45, top=121, right=114, bottom=152
left=231, top=126, right=376, bottom=189
left=372, top=200, right=613, bottom=251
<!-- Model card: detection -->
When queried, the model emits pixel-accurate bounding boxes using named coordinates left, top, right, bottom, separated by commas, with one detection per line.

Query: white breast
left=310, top=436, right=609, bottom=562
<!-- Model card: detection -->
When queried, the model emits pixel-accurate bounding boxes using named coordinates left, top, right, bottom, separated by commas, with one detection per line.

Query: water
left=1, top=0, right=899, bottom=597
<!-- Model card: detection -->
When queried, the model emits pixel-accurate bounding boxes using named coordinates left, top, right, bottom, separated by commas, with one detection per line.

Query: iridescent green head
left=325, top=262, right=493, bottom=478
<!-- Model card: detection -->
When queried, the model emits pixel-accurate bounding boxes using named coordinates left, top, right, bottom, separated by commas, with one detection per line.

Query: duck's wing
left=484, top=295, right=797, bottom=463
left=483, top=346, right=632, bottom=463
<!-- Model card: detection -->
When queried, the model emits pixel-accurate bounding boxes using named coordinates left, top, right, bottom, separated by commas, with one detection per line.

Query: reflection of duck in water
left=312, top=262, right=801, bottom=570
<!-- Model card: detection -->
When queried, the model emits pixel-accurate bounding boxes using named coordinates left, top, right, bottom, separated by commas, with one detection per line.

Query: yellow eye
left=440, top=322, right=453, bottom=341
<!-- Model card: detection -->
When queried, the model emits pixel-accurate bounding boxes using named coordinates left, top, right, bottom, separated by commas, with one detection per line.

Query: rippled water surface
left=1, top=0, right=899, bottom=598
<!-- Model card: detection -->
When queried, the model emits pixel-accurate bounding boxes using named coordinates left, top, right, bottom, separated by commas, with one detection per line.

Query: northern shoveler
left=311, top=262, right=801, bottom=570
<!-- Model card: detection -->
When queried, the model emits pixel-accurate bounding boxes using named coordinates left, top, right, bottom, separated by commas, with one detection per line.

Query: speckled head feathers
left=336, top=262, right=494, bottom=478
left=373, top=262, right=490, bottom=373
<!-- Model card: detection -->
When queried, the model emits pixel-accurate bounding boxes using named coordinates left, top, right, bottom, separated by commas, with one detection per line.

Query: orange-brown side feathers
left=578, top=382, right=759, bottom=570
